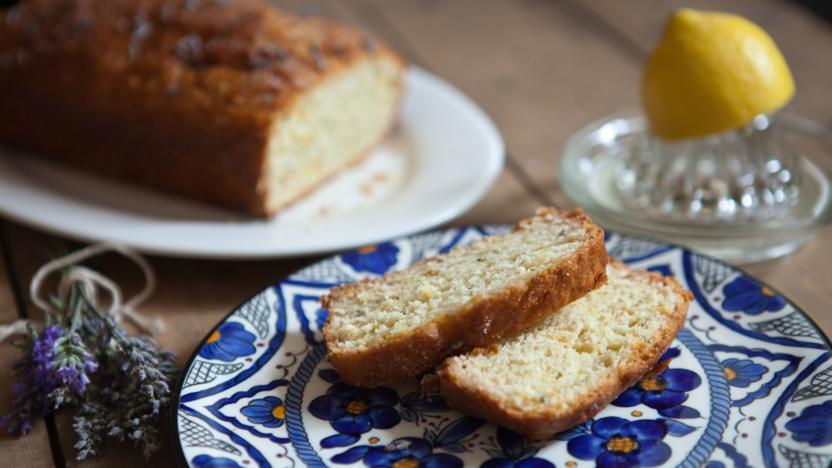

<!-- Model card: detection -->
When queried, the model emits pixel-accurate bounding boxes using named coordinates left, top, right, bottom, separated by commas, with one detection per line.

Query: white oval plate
left=0, top=67, right=503, bottom=258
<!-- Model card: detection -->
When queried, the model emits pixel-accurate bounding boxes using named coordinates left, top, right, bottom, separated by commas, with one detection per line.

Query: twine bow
left=0, top=242, right=162, bottom=342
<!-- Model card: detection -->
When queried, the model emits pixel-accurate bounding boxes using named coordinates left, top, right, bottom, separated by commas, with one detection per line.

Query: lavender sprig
left=1, top=273, right=178, bottom=461
left=51, top=332, right=98, bottom=406
left=74, top=308, right=177, bottom=459
left=0, top=325, right=61, bottom=435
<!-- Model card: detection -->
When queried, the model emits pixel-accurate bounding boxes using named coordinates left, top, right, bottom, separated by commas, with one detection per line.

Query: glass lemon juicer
left=560, top=10, right=831, bottom=264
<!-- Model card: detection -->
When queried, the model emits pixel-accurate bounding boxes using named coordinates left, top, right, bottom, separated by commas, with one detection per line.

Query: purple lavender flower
left=56, top=350, right=98, bottom=395
left=0, top=325, right=62, bottom=435
left=57, top=367, right=87, bottom=394
left=34, top=326, right=61, bottom=360
left=52, top=333, right=98, bottom=400
left=84, top=353, right=98, bottom=374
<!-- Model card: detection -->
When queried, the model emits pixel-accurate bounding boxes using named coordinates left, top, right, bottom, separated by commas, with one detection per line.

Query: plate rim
left=169, top=228, right=832, bottom=467
left=0, top=66, right=505, bottom=259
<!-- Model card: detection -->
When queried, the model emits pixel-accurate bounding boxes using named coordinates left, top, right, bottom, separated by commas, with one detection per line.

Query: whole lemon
left=642, top=9, right=795, bottom=140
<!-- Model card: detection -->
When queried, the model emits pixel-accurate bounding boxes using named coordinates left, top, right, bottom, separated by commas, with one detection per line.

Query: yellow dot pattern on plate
left=206, top=330, right=221, bottom=344
left=271, top=405, right=285, bottom=420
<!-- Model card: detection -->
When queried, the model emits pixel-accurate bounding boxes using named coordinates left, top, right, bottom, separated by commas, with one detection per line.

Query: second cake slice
left=322, top=208, right=607, bottom=387
left=436, top=262, right=692, bottom=439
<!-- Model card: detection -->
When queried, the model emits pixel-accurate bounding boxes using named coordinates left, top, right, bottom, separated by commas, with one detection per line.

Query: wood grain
left=0, top=0, right=829, bottom=466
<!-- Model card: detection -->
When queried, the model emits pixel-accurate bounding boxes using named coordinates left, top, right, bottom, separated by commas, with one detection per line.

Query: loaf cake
left=437, top=262, right=692, bottom=439
left=0, top=0, right=404, bottom=216
left=323, top=208, right=608, bottom=387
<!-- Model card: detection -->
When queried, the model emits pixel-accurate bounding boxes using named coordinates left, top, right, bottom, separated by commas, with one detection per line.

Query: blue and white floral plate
left=172, top=227, right=832, bottom=468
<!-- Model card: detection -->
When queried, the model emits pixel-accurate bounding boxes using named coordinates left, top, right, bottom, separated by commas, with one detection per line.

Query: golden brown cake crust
left=322, top=208, right=609, bottom=388
left=0, top=0, right=403, bottom=216
left=436, top=262, right=693, bottom=440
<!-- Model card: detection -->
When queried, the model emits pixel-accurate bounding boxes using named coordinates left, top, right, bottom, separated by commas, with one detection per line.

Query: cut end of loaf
left=438, top=262, right=692, bottom=439
left=262, top=56, right=403, bottom=214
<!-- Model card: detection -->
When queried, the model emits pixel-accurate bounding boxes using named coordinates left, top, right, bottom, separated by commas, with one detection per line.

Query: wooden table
left=1, top=1, right=830, bottom=466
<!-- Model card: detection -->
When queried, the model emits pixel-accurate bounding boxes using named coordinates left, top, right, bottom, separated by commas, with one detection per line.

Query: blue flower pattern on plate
left=785, top=400, right=832, bottom=447
left=332, top=437, right=463, bottom=467
left=482, top=427, right=554, bottom=468
left=720, top=358, right=767, bottom=388
left=198, top=322, right=256, bottom=362
left=722, top=276, right=786, bottom=314
left=612, top=348, right=702, bottom=418
left=191, top=454, right=242, bottom=468
left=341, top=243, right=399, bottom=274
left=309, top=382, right=401, bottom=446
left=241, top=396, right=285, bottom=428
left=567, top=417, right=671, bottom=467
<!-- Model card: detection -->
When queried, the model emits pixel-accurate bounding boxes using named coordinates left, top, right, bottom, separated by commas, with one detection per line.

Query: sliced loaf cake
left=322, top=208, right=608, bottom=387
left=0, top=0, right=404, bottom=216
left=437, top=262, right=692, bottom=439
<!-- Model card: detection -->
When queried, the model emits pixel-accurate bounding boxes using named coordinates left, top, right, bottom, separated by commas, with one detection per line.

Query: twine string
left=0, top=242, right=162, bottom=342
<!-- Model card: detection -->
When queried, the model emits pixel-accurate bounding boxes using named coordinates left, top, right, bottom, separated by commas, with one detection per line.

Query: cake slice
left=322, top=208, right=608, bottom=387
left=437, top=262, right=692, bottom=439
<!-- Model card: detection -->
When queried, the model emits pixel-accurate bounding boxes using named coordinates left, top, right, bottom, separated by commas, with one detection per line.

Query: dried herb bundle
left=1, top=281, right=178, bottom=460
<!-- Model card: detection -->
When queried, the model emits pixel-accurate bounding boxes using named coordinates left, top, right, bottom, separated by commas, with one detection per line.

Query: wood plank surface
left=0, top=0, right=829, bottom=466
